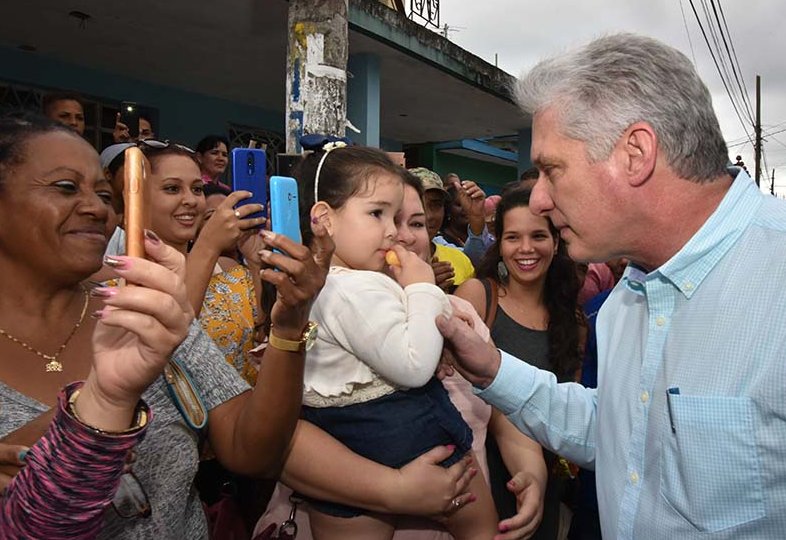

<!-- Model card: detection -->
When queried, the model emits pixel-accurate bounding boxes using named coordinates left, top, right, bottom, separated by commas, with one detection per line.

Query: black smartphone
left=120, top=102, right=140, bottom=140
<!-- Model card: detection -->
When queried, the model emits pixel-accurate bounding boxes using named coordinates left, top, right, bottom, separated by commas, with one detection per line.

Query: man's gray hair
left=515, top=33, right=728, bottom=182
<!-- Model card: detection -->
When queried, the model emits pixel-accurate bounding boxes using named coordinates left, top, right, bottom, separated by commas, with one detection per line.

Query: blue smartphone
left=269, top=176, right=302, bottom=247
left=231, top=148, right=267, bottom=221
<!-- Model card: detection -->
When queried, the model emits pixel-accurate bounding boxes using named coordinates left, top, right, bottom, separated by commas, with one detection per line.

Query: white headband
left=313, top=140, right=348, bottom=203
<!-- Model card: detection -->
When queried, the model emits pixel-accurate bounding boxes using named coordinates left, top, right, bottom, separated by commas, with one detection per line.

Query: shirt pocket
left=660, top=394, right=765, bottom=532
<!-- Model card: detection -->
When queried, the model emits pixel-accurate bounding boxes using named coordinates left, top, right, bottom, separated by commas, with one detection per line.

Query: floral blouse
left=199, top=264, right=259, bottom=385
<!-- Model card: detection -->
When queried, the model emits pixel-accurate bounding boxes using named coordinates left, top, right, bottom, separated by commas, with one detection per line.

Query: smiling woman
left=139, top=142, right=267, bottom=383
left=142, top=144, right=207, bottom=253
left=0, top=114, right=334, bottom=539
left=0, top=114, right=193, bottom=536
left=0, top=118, right=114, bottom=281
left=454, top=188, right=584, bottom=539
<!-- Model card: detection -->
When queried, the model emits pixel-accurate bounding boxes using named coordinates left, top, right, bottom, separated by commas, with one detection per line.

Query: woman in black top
left=455, top=188, right=583, bottom=540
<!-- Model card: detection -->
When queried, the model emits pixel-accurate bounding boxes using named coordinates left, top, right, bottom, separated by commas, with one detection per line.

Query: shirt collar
left=623, top=167, right=763, bottom=299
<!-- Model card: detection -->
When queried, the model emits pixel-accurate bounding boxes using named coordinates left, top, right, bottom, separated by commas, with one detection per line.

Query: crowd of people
left=0, top=31, right=784, bottom=540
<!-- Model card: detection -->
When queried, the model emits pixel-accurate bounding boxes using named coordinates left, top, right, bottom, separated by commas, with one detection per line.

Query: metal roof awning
left=434, top=139, right=518, bottom=167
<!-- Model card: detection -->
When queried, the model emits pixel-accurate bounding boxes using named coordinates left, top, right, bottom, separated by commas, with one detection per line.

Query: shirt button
left=630, top=471, right=639, bottom=484
left=656, top=316, right=666, bottom=327
left=683, top=282, right=694, bottom=291
left=640, top=391, right=649, bottom=403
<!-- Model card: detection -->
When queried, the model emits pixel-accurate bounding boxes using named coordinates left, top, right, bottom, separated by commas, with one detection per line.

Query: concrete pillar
left=517, top=127, right=533, bottom=176
left=285, top=0, right=349, bottom=154
left=347, top=53, right=381, bottom=147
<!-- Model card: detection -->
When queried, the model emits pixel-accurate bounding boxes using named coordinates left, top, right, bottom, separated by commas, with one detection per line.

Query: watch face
left=304, top=322, right=318, bottom=351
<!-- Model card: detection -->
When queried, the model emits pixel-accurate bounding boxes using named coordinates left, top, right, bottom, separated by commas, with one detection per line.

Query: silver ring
left=451, top=497, right=461, bottom=509
left=234, top=210, right=241, bottom=218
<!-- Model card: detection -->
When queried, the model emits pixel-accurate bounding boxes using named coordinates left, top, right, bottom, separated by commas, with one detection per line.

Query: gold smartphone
left=123, top=147, right=148, bottom=258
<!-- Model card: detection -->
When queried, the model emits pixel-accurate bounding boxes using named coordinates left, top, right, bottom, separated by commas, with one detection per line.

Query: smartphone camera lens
left=246, top=153, right=255, bottom=176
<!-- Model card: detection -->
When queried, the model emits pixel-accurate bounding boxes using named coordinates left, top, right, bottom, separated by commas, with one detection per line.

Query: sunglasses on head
left=137, top=139, right=195, bottom=154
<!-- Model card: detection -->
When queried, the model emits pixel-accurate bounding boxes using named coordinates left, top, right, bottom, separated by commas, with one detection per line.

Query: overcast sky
left=433, top=0, right=785, bottom=196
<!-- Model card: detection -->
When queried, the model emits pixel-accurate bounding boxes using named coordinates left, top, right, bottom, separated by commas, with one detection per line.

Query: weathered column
left=286, top=0, right=349, bottom=154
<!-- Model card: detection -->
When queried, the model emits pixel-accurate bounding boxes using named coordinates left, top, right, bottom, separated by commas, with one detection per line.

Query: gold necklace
left=0, top=288, right=90, bottom=372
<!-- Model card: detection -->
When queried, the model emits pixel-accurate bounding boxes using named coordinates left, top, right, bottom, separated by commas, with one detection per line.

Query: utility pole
left=754, top=75, right=761, bottom=187
left=285, top=0, right=348, bottom=154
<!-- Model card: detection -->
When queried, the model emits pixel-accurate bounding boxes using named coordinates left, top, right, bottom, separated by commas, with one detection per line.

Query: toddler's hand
left=387, top=245, right=435, bottom=288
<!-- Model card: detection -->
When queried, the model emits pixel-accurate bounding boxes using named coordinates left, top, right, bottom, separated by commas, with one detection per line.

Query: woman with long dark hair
left=455, top=187, right=584, bottom=539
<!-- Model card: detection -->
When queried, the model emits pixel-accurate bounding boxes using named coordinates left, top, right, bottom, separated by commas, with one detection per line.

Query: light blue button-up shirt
left=478, top=169, right=786, bottom=539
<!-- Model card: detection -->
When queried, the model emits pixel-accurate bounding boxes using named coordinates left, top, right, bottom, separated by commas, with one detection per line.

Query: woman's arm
left=488, top=408, right=548, bottom=539
left=454, top=278, right=488, bottom=322
left=186, top=191, right=264, bottom=316
left=1, top=235, right=193, bottom=538
left=207, top=227, right=333, bottom=478
left=1, top=386, right=149, bottom=539
left=280, top=421, right=476, bottom=516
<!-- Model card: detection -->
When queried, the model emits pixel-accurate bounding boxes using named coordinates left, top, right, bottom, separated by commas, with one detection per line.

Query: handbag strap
left=482, top=278, right=499, bottom=330
left=163, top=359, right=208, bottom=431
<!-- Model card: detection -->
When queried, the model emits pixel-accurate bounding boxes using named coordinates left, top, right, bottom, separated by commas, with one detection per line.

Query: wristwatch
left=268, top=321, right=319, bottom=352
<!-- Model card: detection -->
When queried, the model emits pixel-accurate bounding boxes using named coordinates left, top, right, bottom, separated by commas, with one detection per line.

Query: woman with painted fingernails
left=0, top=114, right=333, bottom=539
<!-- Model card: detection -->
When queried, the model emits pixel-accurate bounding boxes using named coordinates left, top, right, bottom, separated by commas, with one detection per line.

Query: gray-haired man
left=438, top=33, right=786, bottom=539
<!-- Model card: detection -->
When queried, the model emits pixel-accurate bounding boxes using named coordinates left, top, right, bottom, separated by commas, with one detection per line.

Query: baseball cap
left=408, top=167, right=446, bottom=194
left=99, top=143, right=134, bottom=171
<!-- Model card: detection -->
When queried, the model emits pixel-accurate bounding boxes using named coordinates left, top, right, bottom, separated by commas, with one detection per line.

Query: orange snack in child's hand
left=385, top=250, right=400, bottom=266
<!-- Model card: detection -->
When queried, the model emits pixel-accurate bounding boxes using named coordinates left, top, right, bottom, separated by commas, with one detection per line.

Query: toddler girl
left=293, top=142, right=497, bottom=539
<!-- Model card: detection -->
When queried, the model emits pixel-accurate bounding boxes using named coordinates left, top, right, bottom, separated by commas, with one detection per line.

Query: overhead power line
left=726, top=126, right=786, bottom=147
left=687, top=0, right=755, bottom=145
left=715, top=0, right=755, bottom=120
left=699, top=0, right=750, bottom=122
left=679, top=0, right=698, bottom=65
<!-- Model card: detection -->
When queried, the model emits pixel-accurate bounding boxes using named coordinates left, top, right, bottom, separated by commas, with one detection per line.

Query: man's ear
left=310, top=201, right=334, bottom=235
left=618, top=121, right=657, bottom=188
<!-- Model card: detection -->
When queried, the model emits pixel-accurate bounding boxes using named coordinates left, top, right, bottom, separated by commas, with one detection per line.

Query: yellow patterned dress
left=199, top=264, right=259, bottom=385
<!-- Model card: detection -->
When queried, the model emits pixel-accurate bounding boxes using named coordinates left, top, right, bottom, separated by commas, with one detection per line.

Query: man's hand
left=436, top=314, right=501, bottom=388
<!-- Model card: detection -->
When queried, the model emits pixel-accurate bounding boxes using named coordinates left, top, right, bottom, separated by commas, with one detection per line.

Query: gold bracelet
left=67, top=387, right=149, bottom=435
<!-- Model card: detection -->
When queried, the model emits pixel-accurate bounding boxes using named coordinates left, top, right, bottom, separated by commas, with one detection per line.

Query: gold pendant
left=45, top=359, right=63, bottom=372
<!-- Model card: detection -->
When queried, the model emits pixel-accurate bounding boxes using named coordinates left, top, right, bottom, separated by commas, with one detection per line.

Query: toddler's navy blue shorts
left=300, top=377, right=473, bottom=518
